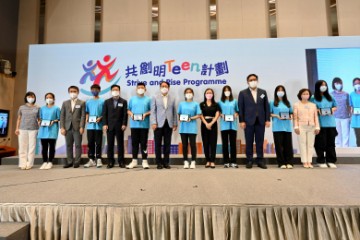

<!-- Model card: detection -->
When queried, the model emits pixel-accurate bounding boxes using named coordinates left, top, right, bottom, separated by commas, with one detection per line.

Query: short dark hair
left=24, top=91, right=36, bottom=103
left=137, top=82, right=146, bottom=87
left=353, top=78, right=360, bottom=85
left=44, top=92, right=55, bottom=100
left=91, top=84, right=101, bottom=90
left=111, top=84, right=120, bottom=90
left=68, top=86, right=79, bottom=92
left=160, top=81, right=170, bottom=88
left=247, top=74, right=258, bottom=81
left=332, top=77, right=342, bottom=90
left=183, top=87, right=194, bottom=96
left=297, top=88, right=312, bottom=100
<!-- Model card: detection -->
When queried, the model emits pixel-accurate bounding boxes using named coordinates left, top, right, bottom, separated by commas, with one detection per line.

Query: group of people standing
left=15, top=74, right=360, bottom=170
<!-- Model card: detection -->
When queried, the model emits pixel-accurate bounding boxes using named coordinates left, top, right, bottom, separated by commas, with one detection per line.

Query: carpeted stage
left=0, top=161, right=360, bottom=239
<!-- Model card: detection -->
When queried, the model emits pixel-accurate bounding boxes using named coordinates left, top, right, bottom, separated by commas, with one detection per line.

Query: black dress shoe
left=246, top=161, right=253, bottom=169
left=73, top=163, right=80, bottom=168
left=107, top=163, right=114, bottom=169
left=157, top=164, right=163, bottom=169
left=257, top=162, right=268, bottom=169
left=63, top=163, right=73, bottom=168
left=119, top=162, right=125, bottom=168
left=163, top=164, right=171, bottom=169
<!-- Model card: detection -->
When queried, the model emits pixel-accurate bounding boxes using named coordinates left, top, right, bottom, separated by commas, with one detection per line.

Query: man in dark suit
left=60, top=86, right=86, bottom=168
left=238, top=74, right=270, bottom=169
left=102, top=84, right=128, bottom=168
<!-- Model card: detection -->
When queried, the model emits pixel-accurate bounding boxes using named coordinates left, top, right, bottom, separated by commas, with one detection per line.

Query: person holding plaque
left=84, top=84, right=104, bottom=168
left=38, top=93, right=60, bottom=170
left=269, top=85, right=294, bottom=169
left=219, top=85, right=239, bottom=168
left=311, top=80, right=338, bottom=168
left=293, top=88, right=320, bottom=168
left=349, top=77, right=360, bottom=147
left=127, top=82, right=151, bottom=169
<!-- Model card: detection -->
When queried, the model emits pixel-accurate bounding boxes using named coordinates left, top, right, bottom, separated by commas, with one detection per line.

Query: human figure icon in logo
left=79, top=60, right=97, bottom=84
left=94, top=55, right=119, bottom=85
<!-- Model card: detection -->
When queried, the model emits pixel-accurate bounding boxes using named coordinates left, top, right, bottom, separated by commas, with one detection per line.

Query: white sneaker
left=280, top=165, right=287, bottom=169
left=327, top=163, right=337, bottom=169
left=318, top=163, right=328, bottom=168
left=45, top=162, right=53, bottom=170
left=190, top=161, right=196, bottom=169
left=286, top=164, right=293, bottom=169
left=40, top=162, right=48, bottom=170
left=96, top=159, right=103, bottom=168
left=184, top=161, right=189, bottom=169
left=126, top=159, right=138, bottom=169
left=84, top=159, right=95, bottom=168
left=142, top=160, right=150, bottom=169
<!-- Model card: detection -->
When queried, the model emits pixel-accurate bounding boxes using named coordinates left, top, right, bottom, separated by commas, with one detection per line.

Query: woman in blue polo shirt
left=38, top=92, right=60, bottom=170
left=349, top=77, right=360, bottom=147
left=270, top=85, right=294, bottom=169
left=178, top=88, right=201, bottom=169
left=311, top=80, right=338, bottom=168
left=218, top=85, right=239, bottom=168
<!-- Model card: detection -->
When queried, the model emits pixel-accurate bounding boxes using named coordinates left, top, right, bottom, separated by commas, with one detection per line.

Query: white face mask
left=185, top=93, right=193, bottom=100
left=224, top=91, right=231, bottom=97
left=302, top=95, right=309, bottom=101
left=335, top=84, right=342, bottom=91
left=111, top=91, right=120, bottom=97
left=320, top=86, right=327, bottom=92
left=69, top=93, right=78, bottom=99
left=46, top=98, right=54, bottom=105
left=161, top=87, right=169, bottom=94
left=137, top=89, right=145, bottom=95
left=355, top=84, right=360, bottom=91
left=27, top=97, right=35, bottom=104
left=249, top=81, right=258, bottom=89
left=277, top=91, right=285, bottom=98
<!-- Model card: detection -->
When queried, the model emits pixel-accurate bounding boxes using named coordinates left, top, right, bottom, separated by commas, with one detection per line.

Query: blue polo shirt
left=37, top=105, right=60, bottom=139
left=177, top=101, right=201, bottom=134
left=310, top=96, right=337, bottom=127
left=349, top=92, right=360, bottom=128
left=86, top=98, right=104, bottom=130
left=218, top=99, right=239, bottom=131
left=269, top=100, right=293, bottom=132
left=128, top=95, right=151, bottom=129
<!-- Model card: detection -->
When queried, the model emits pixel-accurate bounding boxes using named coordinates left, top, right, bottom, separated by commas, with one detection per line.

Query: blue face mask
left=91, top=90, right=99, bottom=96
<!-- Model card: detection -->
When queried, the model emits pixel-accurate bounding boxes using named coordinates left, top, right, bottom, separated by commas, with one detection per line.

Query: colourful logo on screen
left=79, top=55, right=121, bottom=96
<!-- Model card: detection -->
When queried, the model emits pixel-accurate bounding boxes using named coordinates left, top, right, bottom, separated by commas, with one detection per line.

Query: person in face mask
left=218, top=85, right=239, bottom=168
left=38, top=92, right=60, bottom=170
left=177, top=88, right=201, bottom=169
left=269, top=85, right=294, bottom=169
left=200, top=88, right=220, bottom=168
left=238, top=74, right=270, bottom=169
left=310, top=80, right=338, bottom=168
left=349, top=77, right=360, bottom=147
left=126, top=82, right=151, bottom=169
left=331, top=77, right=350, bottom=147
left=102, top=84, right=128, bottom=168
left=84, top=84, right=105, bottom=169
left=15, top=91, right=40, bottom=170
left=293, top=89, right=320, bottom=168
left=60, top=86, right=86, bottom=168
left=150, top=81, right=178, bottom=169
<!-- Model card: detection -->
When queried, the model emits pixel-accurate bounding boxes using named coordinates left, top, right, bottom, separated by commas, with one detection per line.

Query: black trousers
left=244, top=118, right=265, bottom=163
left=273, top=132, right=294, bottom=166
left=201, top=122, right=217, bottom=163
left=107, top=127, right=124, bottom=164
left=354, top=128, right=360, bottom=147
left=180, top=133, right=197, bottom=161
left=221, top=130, right=237, bottom=164
left=131, top=128, right=149, bottom=159
left=314, top=127, right=337, bottom=163
left=154, top=120, right=173, bottom=165
left=41, top=139, right=56, bottom=163
left=87, top=129, right=103, bottom=159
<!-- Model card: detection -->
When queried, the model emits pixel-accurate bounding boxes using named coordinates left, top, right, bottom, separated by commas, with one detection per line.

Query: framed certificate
left=224, top=114, right=234, bottom=122
left=41, top=120, right=51, bottom=127
left=133, top=114, right=143, bottom=121
left=88, top=116, right=97, bottom=123
left=279, top=112, right=290, bottom=119
left=353, top=107, right=360, bottom=115
left=320, top=108, right=332, bottom=116
left=180, top=114, right=190, bottom=122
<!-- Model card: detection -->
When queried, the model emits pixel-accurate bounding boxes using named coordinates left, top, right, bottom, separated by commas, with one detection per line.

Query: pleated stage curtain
left=0, top=203, right=359, bottom=240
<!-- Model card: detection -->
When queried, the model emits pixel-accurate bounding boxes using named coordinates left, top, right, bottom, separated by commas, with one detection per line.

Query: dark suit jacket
left=102, top=97, right=128, bottom=130
left=60, top=99, right=86, bottom=131
left=238, top=88, right=270, bottom=125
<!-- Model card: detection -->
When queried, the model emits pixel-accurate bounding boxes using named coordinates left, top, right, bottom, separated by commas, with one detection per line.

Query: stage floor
left=0, top=164, right=359, bottom=206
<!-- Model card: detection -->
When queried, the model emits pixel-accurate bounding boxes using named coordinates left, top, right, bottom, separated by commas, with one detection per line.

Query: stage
left=0, top=163, right=360, bottom=239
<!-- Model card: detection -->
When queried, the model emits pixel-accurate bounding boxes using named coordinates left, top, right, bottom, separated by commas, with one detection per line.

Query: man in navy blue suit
left=238, top=74, right=270, bottom=169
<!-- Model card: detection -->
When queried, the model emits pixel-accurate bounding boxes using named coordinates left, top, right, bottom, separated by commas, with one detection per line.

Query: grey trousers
left=65, top=127, right=82, bottom=164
